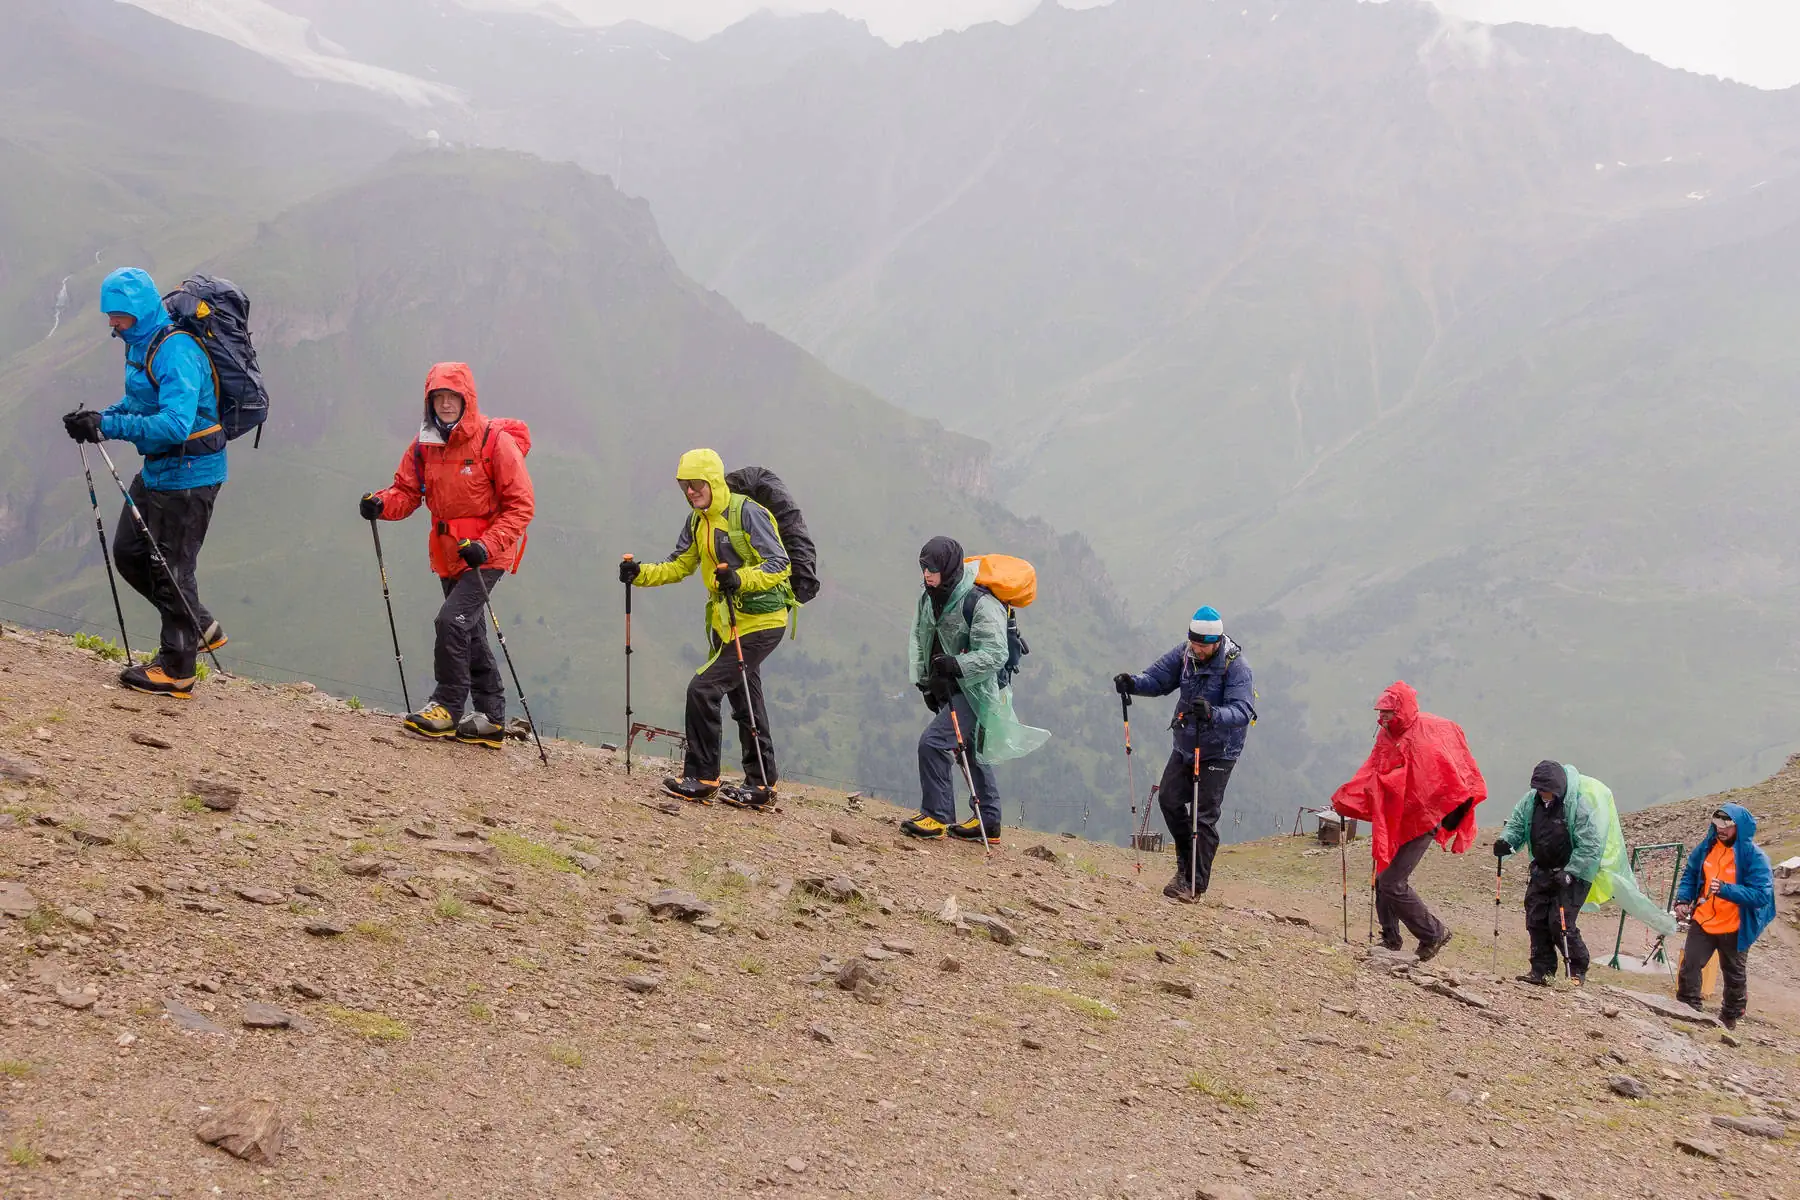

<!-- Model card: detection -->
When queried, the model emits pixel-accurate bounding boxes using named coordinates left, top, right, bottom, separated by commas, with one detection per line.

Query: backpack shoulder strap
left=962, top=585, right=997, bottom=627
left=413, top=439, right=427, bottom=499
left=140, top=327, right=179, bottom=388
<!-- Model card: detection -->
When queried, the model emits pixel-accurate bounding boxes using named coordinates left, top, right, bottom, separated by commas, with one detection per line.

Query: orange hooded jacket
left=372, top=362, right=535, bottom=579
left=1330, top=681, right=1487, bottom=873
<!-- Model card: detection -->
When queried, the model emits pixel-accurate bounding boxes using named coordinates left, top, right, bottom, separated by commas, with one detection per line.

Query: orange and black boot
left=199, top=621, right=228, bottom=653
left=663, top=777, right=719, bottom=804
left=119, top=662, right=196, bottom=699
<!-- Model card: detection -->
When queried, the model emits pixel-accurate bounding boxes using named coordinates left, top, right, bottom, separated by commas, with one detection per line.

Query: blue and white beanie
left=1188, top=605, right=1224, bottom=644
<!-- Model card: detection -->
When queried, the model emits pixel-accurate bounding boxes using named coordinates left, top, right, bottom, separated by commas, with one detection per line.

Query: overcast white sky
left=484, top=0, right=1800, bottom=87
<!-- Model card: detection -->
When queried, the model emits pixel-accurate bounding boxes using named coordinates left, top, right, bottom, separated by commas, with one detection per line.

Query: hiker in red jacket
left=1331, top=681, right=1486, bottom=960
left=360, top=363, right=534, bottom=748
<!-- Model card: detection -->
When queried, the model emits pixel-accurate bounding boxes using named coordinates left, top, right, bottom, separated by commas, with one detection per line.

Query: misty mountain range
left=5, top=0, right=1800, bottom=834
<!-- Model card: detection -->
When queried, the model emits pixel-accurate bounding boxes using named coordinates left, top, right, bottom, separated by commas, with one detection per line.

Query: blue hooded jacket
left=99, top=268, right=227, bottom=491
left=1675, top=802, right=1776, bottom=952
left=1124, top=637, right=1256, bottom=761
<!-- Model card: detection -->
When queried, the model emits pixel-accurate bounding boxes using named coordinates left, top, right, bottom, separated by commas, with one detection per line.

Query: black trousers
left=429, top=568, right=505, bottom=722
left=1524, top=866, right=1591, bottom=979
left=1156, top=750, right=1234, bottom=894
left=112, top=476, right=219, bottom=678
left=1677, top=923, right=1749, bottom=1021
left=684, top=627, right=782, bottom=787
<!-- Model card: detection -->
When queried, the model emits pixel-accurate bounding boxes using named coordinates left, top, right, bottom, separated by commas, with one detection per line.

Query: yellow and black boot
left=403, top=703, right=457, bottom=738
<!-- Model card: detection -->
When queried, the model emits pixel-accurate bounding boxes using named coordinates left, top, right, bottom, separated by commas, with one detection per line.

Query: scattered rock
left=962, top=913, right=1017, bottom=946
left=1605, top=987, right=1721, bottom=1027
left=1021, top=1035, right=1045, bottom=1050
left=623, top=975, right=662, bottom=994
left=1026, top=896, right=1061, bottom=915
left=291, top=981, right=325, bottom=1000
left=1423, top=980, right=1492, bottom=1010
left=233, top=885, right=285, bottom=906
left=1444, top=1087, right=1474, bottom=1105
left=1209, top=947, right=1237, bottom=963
left=421, top=838, right=498, bottom=865
left=1710, top=1115, right=1786, bottom=1139
left=1195, top=1186, right=1256, bottom=1200
left=303, top=919, right=348, bottom=937
left=195, top=1099, right=289, bottom=1165
left=1719, top=1032, right=1741, bottom=1048
left=1022, top=844, right=1058, bottom=862
left=69, top=828, right=114, bottom=847
left=402, top=820, right=439, bottom=839
left=0, top=882, right=41, bottom=919
left=798, top=874, right=868, bottom=904
left=340, top=857, right=384, bottom=877
left=936, top=895, right=962, bottom=924
left=1154, top=948, right=1177, bottom=964
left=55, top=982, right=99, bottom=1010
left=829, top=828, right=862, bottom=848
left=694, top=917, right=724, bottom=935
left=1673, top=1135, right=1721, bottom=1160
left=837, top=958, right=885, bottom=1004
left=723, top=860, right=762, bottom=884
left=568, top=851, right=605, bottom=874
left=1608, top=1076, right=1649, bottom=1100
left=784, top=1156, right=807, bottom=1175
left=808, top=1023, right=835, bottom=1045
left=605, top=903, right=638, bottom=925
left=242, top=1002, right=294, bottom=1029
left=1157, top=980, right=1198, bottom=1000
left=880, top=938, right=917, bottom=956
left=645, top=889, right=713, bottom=921
left=163, top=998, right=227, bottom=1034
left=0, top=755, right=46, bottom=784
left=938, top=956, right=962, bottom=973
left=1018, top=946, right=1050, bottom=961
left=61, top=905, right=97, bottom=930
left=189, top=778, right=242, bottom=811
left=130, top=731, right=174, bottom=750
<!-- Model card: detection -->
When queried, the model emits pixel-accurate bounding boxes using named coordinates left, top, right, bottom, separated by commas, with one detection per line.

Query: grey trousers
left=1377, top=831, right=1446, bottom=947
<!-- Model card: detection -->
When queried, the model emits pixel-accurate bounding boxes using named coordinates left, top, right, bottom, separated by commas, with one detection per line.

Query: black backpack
left=146, top=275, right=270, bottom=448
left=962, top=586, right=1029, bottom=689
left=725, top=465, right=819, bottom=603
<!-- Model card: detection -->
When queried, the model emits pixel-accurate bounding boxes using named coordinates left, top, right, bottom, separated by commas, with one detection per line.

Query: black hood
left=919, top=536, right=965, bottom=613
left=1530, top=760, right=1567, bottom=803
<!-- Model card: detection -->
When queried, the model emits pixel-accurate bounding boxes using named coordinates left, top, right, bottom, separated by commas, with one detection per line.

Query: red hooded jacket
left=1330, top=681, right=1486, bottom=873
left=372, top=363, right=534, bottom=579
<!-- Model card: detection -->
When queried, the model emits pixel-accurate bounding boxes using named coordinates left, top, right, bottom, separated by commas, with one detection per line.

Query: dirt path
left=1, top=628, right=1795, bottom=1198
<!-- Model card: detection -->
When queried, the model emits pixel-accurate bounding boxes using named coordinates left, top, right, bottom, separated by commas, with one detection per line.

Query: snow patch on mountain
left=118, top=0, right=464, bottom=107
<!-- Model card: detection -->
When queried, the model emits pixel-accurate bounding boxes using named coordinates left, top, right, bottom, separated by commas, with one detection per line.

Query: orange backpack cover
left=965, top=555, right=1037, bottom=608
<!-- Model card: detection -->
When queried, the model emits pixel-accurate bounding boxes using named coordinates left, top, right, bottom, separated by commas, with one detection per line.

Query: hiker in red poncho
left=1331, top=682, right=1485, bottom=960
left=360, top=363, right=534, bottom=748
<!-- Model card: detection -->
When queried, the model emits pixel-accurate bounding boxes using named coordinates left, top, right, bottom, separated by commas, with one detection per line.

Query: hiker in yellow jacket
left=620, top=449, right=793, bottom=808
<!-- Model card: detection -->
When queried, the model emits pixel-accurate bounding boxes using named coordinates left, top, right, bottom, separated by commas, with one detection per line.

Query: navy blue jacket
left=1125, top=637, right=1255, bottom=761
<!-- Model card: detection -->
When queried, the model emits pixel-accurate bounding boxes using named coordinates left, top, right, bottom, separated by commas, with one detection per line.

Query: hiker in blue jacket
left=1673, top=802, right=1776, bottom=1030
left=1114, top=606, right=1256, bottom=902
left=62, top=267, right=227, bottom=699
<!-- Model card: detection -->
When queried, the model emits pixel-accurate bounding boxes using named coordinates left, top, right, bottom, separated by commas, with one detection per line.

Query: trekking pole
left=622, top=554, right=634, bottom=776
left=90, top=439, right=223, bottom=675
left=946, top=704, right=991, bottom=858
left=367, top=519, right=411, bottom=713
left=467, top=566, right=549, bottom=767
left=1556, top=884, right=1572, bottom=981
left=1189, top=747, right=1201, bottom=901
left=75, top=440, right=132, bottom=662
left=1491, top=857, right=1503, bottom=974
left=717, top=570, right=771, bottom=796
left=1121, top=694, right=1142, bottom=873
left=1367, top=858, right=1377, bottom=946
left=1340, top=826, right=1349, bottom=944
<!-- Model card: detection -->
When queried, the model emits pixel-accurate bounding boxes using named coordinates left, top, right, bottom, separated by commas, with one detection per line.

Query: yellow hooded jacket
left=634, top=448, right=794, bottom=666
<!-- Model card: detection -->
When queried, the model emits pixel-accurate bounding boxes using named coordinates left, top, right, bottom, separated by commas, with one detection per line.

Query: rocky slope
left=1, top=629, right=1796, bottom=1197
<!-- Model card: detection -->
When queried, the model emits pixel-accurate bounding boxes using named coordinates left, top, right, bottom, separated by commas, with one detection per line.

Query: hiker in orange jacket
left=360, top=363, right=534, bottom=747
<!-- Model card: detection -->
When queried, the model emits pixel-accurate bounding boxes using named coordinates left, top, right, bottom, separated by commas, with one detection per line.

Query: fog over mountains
left=8, top=0, right=1800, bottom=832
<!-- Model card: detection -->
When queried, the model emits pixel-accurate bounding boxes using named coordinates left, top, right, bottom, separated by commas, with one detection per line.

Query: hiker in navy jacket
left=1114, top=606, right=1256, bottom=902
left=63, top=267, right=227, bottom=699
left=1673, top=802, right=1776, bottom=1029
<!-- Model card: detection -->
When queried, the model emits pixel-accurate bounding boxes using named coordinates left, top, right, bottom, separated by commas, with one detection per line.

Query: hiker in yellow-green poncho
left=619, top=449, right=793, bottom=809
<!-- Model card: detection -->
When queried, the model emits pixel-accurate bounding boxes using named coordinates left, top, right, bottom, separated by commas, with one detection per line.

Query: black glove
left=359, top=493, right=383, bottom=520
left=1554, top=870, right=1574, bottom=891
left=63, top=410, right=103, bottom=443
left=1113, top=673, right=1134, bottom=695
left=1440, top=798, right=1473, bottom=832
left=714, top=564, right=741, bottom=595
left=931, top=654, right=962, bottom=680
left=1194, top=698, right=1214, bottom=724
left=618, top=559, right=641, bottom=584
left=457, top=539, right=489, bottom=568
left=917, top=682, right=942, bottom=714
left=1492, top=838, right=1510, bottom=859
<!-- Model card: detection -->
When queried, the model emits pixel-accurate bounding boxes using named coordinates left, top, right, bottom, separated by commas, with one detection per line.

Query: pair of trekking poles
left=71, top=412, right=224, bottom=678
left=365, top=516, right=548, bottom=766
left=1121, top=694, right=1200, bottom=899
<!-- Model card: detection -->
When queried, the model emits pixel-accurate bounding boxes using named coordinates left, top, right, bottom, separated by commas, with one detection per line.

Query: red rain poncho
left=1330, top=681, right=1487, bottom=872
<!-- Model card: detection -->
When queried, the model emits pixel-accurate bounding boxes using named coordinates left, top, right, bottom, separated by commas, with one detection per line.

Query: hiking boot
left=1380, top=935, right=1405, bottom=953
left=403, top=703, right=457, bottom=738
left=1515, top=972, right=1550, bottom=987
left=1162, top=871, right=1197, bottom=902
left=947, top=816, right=1000, bottom=845
left=1415, top=931, right=1453, bottom=963
left=1720, top=1014, right=1739, bottom=1031
left=119, top=662, right=195, bottom=699
left=199, top=620, right=228, bottom=653
left=662, top=777, right=719, bottom=804
left=900, top=814, right=948, bottom=839
left=1568, top=974, right=1586, bottom=989
left=455, top=712, right=505, bottom=749
left=718, top=783, right=777, bottom=810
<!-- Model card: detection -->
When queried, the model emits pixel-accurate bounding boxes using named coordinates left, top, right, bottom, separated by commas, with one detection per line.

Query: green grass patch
left=353, top=920, right=400, bottom=943
left=489, top=830, right=577, bottom=873
left=433, top=896, right=469, bottom=921
left=176, top=794, right=207, bottom=815
left=1187, top=1070, right=1256, bottom=1109
left=0, top=1060, right=31, bottom=1078
left=1017, top=984, right=1119, bottom=1021
left=547, top=1044, right=584, bottom=1069
left=466, top=1002, right=493, bottom=1020
left=346, top=696, right=364, bottom=711
left=72, top=632, right=127, bottom=662
left=6, top=1142, right=42, bottom=1168
left=324, top=1006, right=409, bottom=1042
